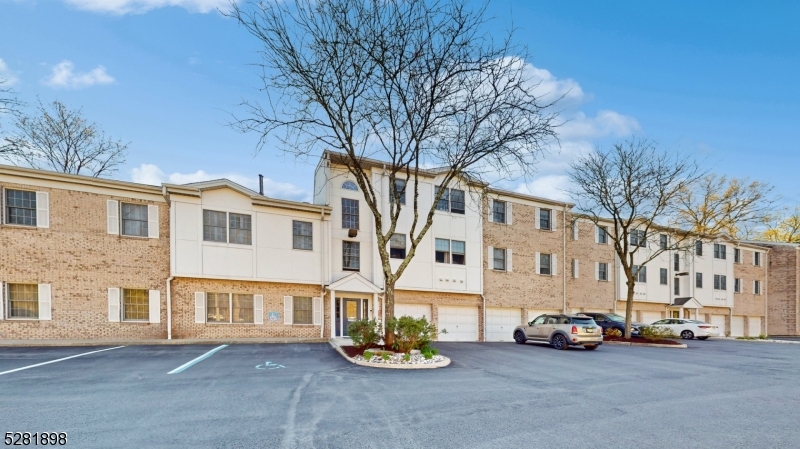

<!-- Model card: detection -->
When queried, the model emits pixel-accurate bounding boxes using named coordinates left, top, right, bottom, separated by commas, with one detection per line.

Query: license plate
left=584, top=327, right=595, bottom=333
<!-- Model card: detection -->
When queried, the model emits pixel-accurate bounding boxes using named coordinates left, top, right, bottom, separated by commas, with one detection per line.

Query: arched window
left=342, top=180, right=358, bottom=191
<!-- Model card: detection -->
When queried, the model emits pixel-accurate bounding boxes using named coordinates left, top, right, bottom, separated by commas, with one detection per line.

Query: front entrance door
left=343, top=299, right=361, bottom=336
left=670, top=310, right=680, bottom=319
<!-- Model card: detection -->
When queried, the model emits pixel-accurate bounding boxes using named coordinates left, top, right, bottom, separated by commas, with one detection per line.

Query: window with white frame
left=393, top=179, right=406, bottom=205
left=659, top=234, right=668, bottom=250
left=674, top=254, right=680, bottom=271
left=754, top=252, right=762, bottom=266
left=492, top=200, right=506, bottom=224
left=696, top=272, right=703, bottom=288
left=435, top=186, right=465, bottom=214
left=205, top=293, right=254, bottom=324
left=734, top=248, right=741, bottom=264
left=7, top=283, right=38, bottom=318
left=342, top=180, right=358, bottom=191
left=436, top=238, right=451, bottom=264
left=695, top=240, right=703, bottom=256
left=293, top=296, right=313, bottom=324
left=122, top=288, right=149, bottom=321
left=734, top=278, right=741, bottom=293
left=390, top=233, right=406, bottom=259
left=121, top=203, right=148, bottom=237
left=660, top=268, right=668, bottom=285
left=202, top=210, right=251, bottom=245
left=451, top=240, right=465, bottom=265
left=342, top=198, right=359, bottom=229
left=540, top=253, right=552, bottom=275
left=232, top=294, right=255, bottom=323
left=229, top=213, right=252, bottom=245
left=203, top=210, right=227, bottom=242
left=754, top=280, right=762, bottom=295
left=714, top=274, right=727, bottom=291
left=632, top=265, right=646, bottom=283
left=343, top=241, right=360, bottom=270
left=493, top=248, right=506, bottom=271
left=539, top=209, right=552, bottom=230
left=713, top=243, right=726, bottom=260
left=630, top=229, right=646, bottom=247
left=674, top=278, right=680, bottom=295
left=292, top=221, right=313, bottom=250
left=598, top=262, right=608, bottom=281
left=597, top=226, right=608, bottom=244
left=5, top=189, right=37, bottom=226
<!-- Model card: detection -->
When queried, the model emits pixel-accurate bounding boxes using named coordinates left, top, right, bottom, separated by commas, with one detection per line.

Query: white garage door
left=731, top=316, right=745, bottom=337
left=527, top=309, right=560, bottom=323
left=438, top=306, right=479, bottom=342
left=710, top=315, right=727, bottom=336
left=748, top=317, right=762, bottom=337
left=395, top=303, right=432, bottom=320
left=486, top=308, right=522, bottom=342
left=641, top=311, right=662, bottom=325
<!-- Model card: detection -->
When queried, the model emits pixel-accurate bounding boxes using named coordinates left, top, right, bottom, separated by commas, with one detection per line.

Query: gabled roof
left=163, top=179, right=330, bottom=214
left=327, top=272, right=383, bottom=294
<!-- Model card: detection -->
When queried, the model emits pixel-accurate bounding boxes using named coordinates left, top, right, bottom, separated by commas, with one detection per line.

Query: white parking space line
left=0, top=346, right=126, bottom=377
left=167, top=345, right=228, bottom=375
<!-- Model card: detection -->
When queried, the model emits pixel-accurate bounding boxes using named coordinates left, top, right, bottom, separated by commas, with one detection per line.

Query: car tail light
left=571, top=325, right=578, bottom=334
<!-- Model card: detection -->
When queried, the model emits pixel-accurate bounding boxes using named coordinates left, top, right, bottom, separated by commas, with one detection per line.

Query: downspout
left=166, top=276, right=174, bottom=340
left=481, top=294, right=486, bottom=342
left=562, top=205, right=567, bottom=314
left=320, top=208, right=326, bottom=339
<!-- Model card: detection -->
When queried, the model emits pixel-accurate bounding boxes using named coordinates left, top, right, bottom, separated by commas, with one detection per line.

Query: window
left=492, top=200, right=506, bottom=224
left=493, top=248, right=506, bottom=271
left=632, top=265, right=646, bottom=283
left=754, top=280, right=762, bottom=295
left=734, top=278, right=741, bottom=293
left=674, top=254, right=680, bottom=271
left=451, top=240, right=465, bottom=265
left=342, top=198, right=359, bottom=229
left=232, top=294, right=254, bottom=323
left=229, top=213, right=252, bottom=245
left=393, top=179, right=406, bottom=205
left=630, top=229, right=646, bottom=247
left=734, top=248, right=741, bottom=264
left=434, top=186, right=465, bottom=214
left=7, top=283, right=38, bottom=318
left=121, top=203, right=148, bottom=237
left=539, top=209, right=552, bottom=230
left=292, top=221, right=313, bottom=250
left=754, top=252, right=762, bottom=266
left=714, top=243, right=726, bottom=260
left=598, top=262, right=608, bottom=281
left=390, top=234, right=406, bottom=259
left=660, top=268, right=668, bottom=285
left=696, top=272, right=703, bottom=288
left=203, top=210, right=227, bottom=242
left=436, top=238, right=451, bottom=264
left=540, top=253, right=552, bottom=275
left=206, top=292, right=230, bottom=323
left=674, top=278, right=680, bottom=295
left=659, top=234, right=668, bottom=250
left=343, top=241, right=360, bottom=270
left=597, top=226, right=608, bottom=244
left=122, top=289, right=149, bottom=321
left=714, top=274, right=727, bottom=291
left=695, top=240, right=703, bottom=256
left=342, top=180, right=358, bottom=191
left=5, top=189, right=36, bottom=226
left=293, top=296, right=313, bottom=324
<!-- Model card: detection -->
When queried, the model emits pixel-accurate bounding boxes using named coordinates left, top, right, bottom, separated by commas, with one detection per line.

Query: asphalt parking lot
left=1, top=339, right=799, bottom=449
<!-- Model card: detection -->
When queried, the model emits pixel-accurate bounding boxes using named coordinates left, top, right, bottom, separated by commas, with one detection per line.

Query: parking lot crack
left=282, top=372, right=313, bottom=449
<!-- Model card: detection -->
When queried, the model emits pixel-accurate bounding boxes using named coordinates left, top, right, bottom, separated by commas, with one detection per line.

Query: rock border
left=329, top=341, right=451, bottom=369
left=603, top=340, right=687, bottom=349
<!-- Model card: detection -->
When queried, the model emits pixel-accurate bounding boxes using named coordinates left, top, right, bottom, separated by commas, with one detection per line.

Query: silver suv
left=513, top=314, right=603, bottom=350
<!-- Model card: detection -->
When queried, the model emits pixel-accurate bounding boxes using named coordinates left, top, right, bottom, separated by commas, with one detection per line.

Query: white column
left=373, top=293, right=378, bottom=320
left=330, top=289, right=336, bottom=337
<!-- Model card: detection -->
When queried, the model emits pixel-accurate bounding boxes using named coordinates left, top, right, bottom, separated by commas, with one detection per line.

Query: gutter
left=481, top=294, right=486, bottom=342
left=321, top=208, right=326, bottom=339
left=166, top=276, right=174, bottom=340
left=562, top=205, right=567, bottom=314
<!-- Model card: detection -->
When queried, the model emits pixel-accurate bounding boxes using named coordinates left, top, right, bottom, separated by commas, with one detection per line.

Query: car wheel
left=514, top=331, right=527, bottom=344
left=552, top=334, right=569, bottom=350
left=584, top=345, right=598, bottom=350
left=697, top=336, right=709, bottom=340
left=681, top=330, right=694, bottom=340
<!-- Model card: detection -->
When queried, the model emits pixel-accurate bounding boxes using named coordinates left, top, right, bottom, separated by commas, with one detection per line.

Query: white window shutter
left=0, top=281, right=4, bottom=320
left=108, top=288, right=120, bottom=322
left=487, top=199, right=493, bottom=223
left=313, top=297, right=322, bottom=325
left=595, top=225, right=599, bottom=243
left=38, top=284, right=52, bottom=320
left=507, top=249, right=513, bottom=272
left=552, top=210, right=558, bottom=231
left=535, top=252, right=541, bottom=274
left=148, top=290, right=161, bottom=323
left=595, top=262, right=600, bottom=280
left=534, top=207, right=541, bottom=229
left=148, top=205, right=159, bottom=239
left=254, top=295, right=264, bottom=324
left=573, top=259, right=579, bottom=278
left=36, top=192, right=50, bottom=228
left=284, top=296, right=293, bottom=325
left=488, top=246, right=494, bottom=268
left=507, top=202, right=513, bottom=225
left=194, top=292, right=205, bottom=323
left=552, top=254, right=558, bottom=276
left=572, top=221, right=578, bottom=240
left=107, top=200, right=119, bottom=235
left=752, top=280, right=756, bottom=294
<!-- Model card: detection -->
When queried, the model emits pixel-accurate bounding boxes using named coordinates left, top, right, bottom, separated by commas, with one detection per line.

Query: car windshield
left=571, top=318, right=595, bottom=324
left=605, top=314, right=626, bottom=322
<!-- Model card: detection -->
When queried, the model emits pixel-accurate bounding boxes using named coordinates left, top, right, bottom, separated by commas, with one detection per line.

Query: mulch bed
left=604, top=336, right=683, bottom=346
left=340, top=345, right=393, bottom=358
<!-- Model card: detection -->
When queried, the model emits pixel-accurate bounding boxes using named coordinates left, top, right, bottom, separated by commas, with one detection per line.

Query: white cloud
left=131, top=163, right=310, bottom=202
left=515, top=175, right=573, bottom=203
left=0, top=58, right=19, bottom=86
left=559, top=110, right=640, bottom=141
left=44, top=60, right=115, bottom=89
left=63, top=0, right=234, bottom=14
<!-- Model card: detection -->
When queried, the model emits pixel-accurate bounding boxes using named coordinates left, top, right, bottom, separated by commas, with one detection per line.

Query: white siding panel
left=486, top=308, right=521, bottom=342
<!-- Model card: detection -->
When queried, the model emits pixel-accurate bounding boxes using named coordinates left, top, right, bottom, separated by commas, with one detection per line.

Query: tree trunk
left=384, top=282, right=395, bottom=347
left=624, top=280, right=635, bottom=339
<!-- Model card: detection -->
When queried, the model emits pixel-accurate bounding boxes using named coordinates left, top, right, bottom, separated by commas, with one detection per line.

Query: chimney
left=258, top=174, right=264, bottom=196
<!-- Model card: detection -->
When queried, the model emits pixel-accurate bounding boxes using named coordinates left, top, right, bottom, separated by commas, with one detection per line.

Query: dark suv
left=581, top=312, right=642, bottom=336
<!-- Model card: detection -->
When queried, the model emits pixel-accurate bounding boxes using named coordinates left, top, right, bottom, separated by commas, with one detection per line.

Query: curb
left=603, top=341, right=687, bottom=349
left=328, top=341, right=451, bottom=369
left=725, top=338, right=800, bottom=345
left=0, top=338, right=328, bottom=347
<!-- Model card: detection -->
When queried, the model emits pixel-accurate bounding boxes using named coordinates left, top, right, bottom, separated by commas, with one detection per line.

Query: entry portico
left=327, top=273, right=383, bottom=338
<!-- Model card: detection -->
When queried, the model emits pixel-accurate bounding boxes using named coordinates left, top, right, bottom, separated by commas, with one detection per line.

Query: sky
left=1, top=0, right=798, bottom=205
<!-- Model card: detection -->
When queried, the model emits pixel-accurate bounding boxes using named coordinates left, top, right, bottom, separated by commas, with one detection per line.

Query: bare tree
left=228, top=0, right=558, bottom=343
left=568, top=139, right=702, bottom=338
left=0, top=77, right=22, bottom=118
left=759, top=207, right=800, bottom=243
left=674, top=174, right=777, bottom=238
left=0, top=99, right=128, bottom=177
